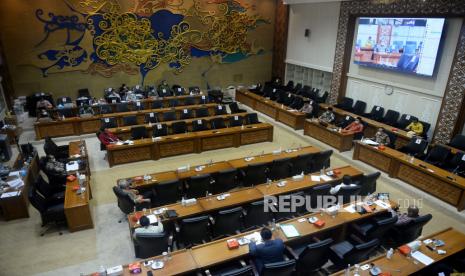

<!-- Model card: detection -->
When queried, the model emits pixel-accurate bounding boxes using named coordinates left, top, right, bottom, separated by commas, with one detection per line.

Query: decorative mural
left=33, top=0, right=270, bottom=83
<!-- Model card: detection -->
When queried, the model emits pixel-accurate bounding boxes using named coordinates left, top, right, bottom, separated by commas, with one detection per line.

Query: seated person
left=330, top=175, right=357, bottom=195
left=299, top=102, right=313, bottom=117
left=36, top=97, right=53, bottom=110
left=373, top=127, right=390, bottom=145
left=125, top=91, right=137, bottom=102
left=117, top=180, right=151, bottom=205
left=133, top=215, right=164, bottom=239
left=341, top=117, right=364, bottom=134
left=147, top=88, right=158, bottom=97
left=44, top=155, right=67, bottom=178
left=318, top=107, right=335, bottom=124
left=98, top=127, right=121, bottom=146
left=249, top=227, right=285, bottom=274
left=158, top=80, right=171, bottom=94
left=390, top=205, right=419, bottom=226
left=79, top=104, right=94, bottom=117
left=405, top=118, right=423, bottom=136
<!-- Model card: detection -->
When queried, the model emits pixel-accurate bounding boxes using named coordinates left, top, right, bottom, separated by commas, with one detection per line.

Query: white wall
left=285, top=1, right=340, bottom=72
left=346, top=18, right=463, bottom=138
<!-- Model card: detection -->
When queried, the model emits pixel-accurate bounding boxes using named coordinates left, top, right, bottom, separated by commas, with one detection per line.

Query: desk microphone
left=419, top=164, right=427, bottom=169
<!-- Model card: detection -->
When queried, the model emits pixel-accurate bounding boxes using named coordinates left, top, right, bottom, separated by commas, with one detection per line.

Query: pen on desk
left=426, top=245, right=435, bottom=251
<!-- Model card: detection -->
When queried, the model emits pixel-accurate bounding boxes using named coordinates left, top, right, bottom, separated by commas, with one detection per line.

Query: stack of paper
left=281, top=224, right=300, bottom=238
left=243, top=232, right=263, bottom=244
left=1, top=191, right=19, bottom=198
left=320, top=175, right=332, bottom=181
left=411, top=251, right=434, bottom=265
left=7, top=178, right=24, bottom=189
left=311, top=175, right=321, bottom=182
left=66, top=162, right=79, bottom=172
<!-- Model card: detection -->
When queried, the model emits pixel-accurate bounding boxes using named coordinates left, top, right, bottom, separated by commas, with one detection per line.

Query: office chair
left=291, top=153, right=317, bottom=175
left=243, top=200, right=274, bottom=230
left=133, top=101, right=144, bottom=111
left=352, top=100, right=367, bottom=115
left=212, top=207, right=244, bottom=238
left=424, top=145, right=451, bottom=167
left=101, top=117, right=117, bottom=129
left=107, top=96, right=120, bottom=104
left=134, top=231, right=172, bottom=259
left=336, top=115, right=354, bottom=128
left=173, top=86, right=185, bottom=96
left=76, top=98, right=91, bottom=107
left=210, top=168, right=238, bottom=194
left=229, top=102, right=246, bottom=114
left=308, top=183, right=332, bottom=210
left=211, top=117, right=226, bottom=129
left=316, top=91, right=329, bottom=104
left=329, top=238, right=379, bottom=269
left=169, top=99, right=179, bottom=107
left=177, top=215, right=211, bottom=248
left=335, top=185, right=361, bottom=204
left=229, top=115, right=243, bottom=127
left=116, top=103, right=129, bottom=112
left=78, top=88, right=91, bottom=98
left=152, top=179, right=183, bottom=206
left=215, top=105, right=228, bottom=115
left=308, top=88, right=319, bottom=100
left=122, top=115, right=137, bottom=126
left=385, top=130, right=398, bottom=148
left=445, top=152, right=465, bottom=175
left=34, top=175, right=65, bottom=204
left=131, top=126, right=148, bottom=140
left=245, top=113, right=260, bottom=125
left=334, top=97, right=354, bottom=111
left=189, top=86, right=200, bottom=93
left=145, top=112, right=158, bottom=124
left=196, top=107, right=210, bottom=118
left=151, top=100, right=164, bottom=109
left=192, top=119, right=209, bottom=132
left=152, top=123, right=168, bottom=137
left=354, top=172, right=380, bottom=196
left=171, top=121, right=187, bottom=134
left=184, top=96, right=197, bottom=106
left=273, top=191, right=306, bottom=221
left=162, top=111, right=177, bottom=121
left=386, top=214, right=432, bottom=247
left=269, top=89, right=279, bottom=101
left=449, top=134, right=465, bottom=151
left=56, top=96, right=72, bottom=106
left=381, top=109, right=400, bottom=126
left=29, top=186, right=67, bottom=236
left=352, top=215, right=398, bottom=244
left=398, top=137, right=428, bottom=157
left=397, top=114, right=417, bottom=129
left=285, top=80, right=294, bottom=90
left=312, top=150, right=332, bottom=172
left=365, top=105, right=385, bottom=121
left=158, top=88, right=172, bottom=97
left=268, top=157, right=292, bottom=180
left=185, top=173, right=211, bottom=198
left=44, top=136, right=69, bottom=160
left=420, top=120, right=431, bottom=138
left=289, top=238, right=333, bottom=275
left=293, top=83, right=302, bottom=94
left=180, top=108, right=193, bottom=120
left=240, top=162, right=268, bottom=186
left=112, top=186, right=150, bottom=221
left=261, top=260, right=296, bottom=276
left=210, top=265, right=255, bottom=276
left=57, top=108, right=76, bottom=118
left=99, top=104, right=113, bottom=114
left=289, top=97, right=304, bottom=110
left=283, top=93, right=295, bottom=106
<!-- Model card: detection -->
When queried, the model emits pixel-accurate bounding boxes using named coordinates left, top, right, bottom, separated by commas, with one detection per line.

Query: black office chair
left=34, top=175, right=65, bottom=204
left=420, top=121, right=431, bottom=138
left=336, top=115, right=354, bottom=128
left=152, top=123, right=168, bottom=137
left=112, top=186, right=149, bottom=218
left=283, top=93, right=294, bottom=106
left=151, top=100, right=164, bottom=109
left=163, top=111, right=177, bottom=121
left=334, top=97, right=354, bottom=111
left=311, top=150, right=332, bottom=172
left=229, top=115, right=243, bottom=127
left=133, top=101, right=144, bottom=111
left=78, top=88, right=91, bottom=98
left=329, top=238, right=379, bottom=269
left=99, top=104, right=113, bottom=114
left=215, top=105, right=228, bottom=115
left=211, top=117, right=226, bottom=129
left=241, top=162, right=268, bottom=186
left=285, top=80, right=294, bottom=90
left=145, top=112, right=159, bottom=123
left=293, top=83, right=302, bottom=93
left=243, top=200, right=274, bottom=230
left=354, top=172, right=380, bottom=196
left=29, top=186, right=66, bottom=236
left=206, top=263, right=255, bottom=276
left=445, top=152, right=465, bottom=175
left=169, top=99, right=180, bottom=107
left=171, top=121, right=187, bottom=134
left=134, top=231, right=172, bottom=259
left=116, top=103, right=129, bottom=112
left=192, top=119, right=209, bottom=132
left=158, top=88, right=172, bottom=97
left=448, top=134, right=465, bottom=151
left=308, top=183, right=332, bottom=210
left=386, top=214, right=432, bottom=247
left=335, top=185, right=361, bottom=204
left=424, top=145, right=451, bottom=167
left=381, top=109, right=400, bottom=126
left=123, top=115, right=138, bottom=126
left=268, top=158, right=292, bottom=180
left=196, top=107, right=210, bottom=118
left=289, top=97, right=304, bottom=110
left=352, top=215, right=398, bottom=244
left=397, top=114, right=417, bottom=129
left=44, top=136, right=69, bottom=160
left=245, top=113, right=260, bottom=125
left=210, top=168, right=238, bottom=194
left=385, top=130, right=398, bottom=148
left=152, top=179, right=183, bottom=206
left=261, top=259, right=296, bottom=276
left=276, top=90, right=288, bottom=104
left=291, top=153, right=317, bottom=175
left=212, top=207, right=244, bottom=238
left=180, top=108, right=193, bottom=120
left=184, top=96, right=197, bottom=106
left=76, top=98, right=91, bottom=107
left=56, top=96, right=72, bottom=106
left=316, top=91, right=329, bottom=104
left=107, top=96, right=120, bottom=103
left=177, top=215, right=211, bottom=248
left=57, top=108, right=76, bottom=118
left=290, top=238, right=333, bottom=275
left=101, top=117, right=118, bottom=129
left=365, top=105, right=385, bottom=121
left=173, top=86, right=185, bottom=96
left=131, top=126, right=148, bottom=140
left=185, top=173, right=211, bottom=198
left=352, top=100, right=367, bottom=115
left=398, top=137, right=428, bottom=157
left=229, top=102, right=246, bottom=114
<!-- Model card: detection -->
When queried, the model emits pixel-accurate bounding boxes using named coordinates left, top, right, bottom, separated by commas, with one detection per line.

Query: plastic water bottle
left=167, top=246, right=172, bottom=260
left=387, top=248, right=394, bottom=259
left=271, top=219, right=276, bottom=231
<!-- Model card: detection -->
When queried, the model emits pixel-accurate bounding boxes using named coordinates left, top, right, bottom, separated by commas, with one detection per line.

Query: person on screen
left=397, top=49, right=420, bottom=72
left=364, top=36, right=375, bottom=48
left=405, top=118, right=423, bottom=136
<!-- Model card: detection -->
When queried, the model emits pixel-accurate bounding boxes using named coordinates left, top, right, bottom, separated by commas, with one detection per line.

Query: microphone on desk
left=419, top=164, right=427, bottom=169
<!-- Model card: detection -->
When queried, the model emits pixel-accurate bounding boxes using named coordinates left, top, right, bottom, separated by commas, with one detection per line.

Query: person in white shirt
left=133, top=215, right=164, bottom=239
left=330, top=175, right=357, bottom=195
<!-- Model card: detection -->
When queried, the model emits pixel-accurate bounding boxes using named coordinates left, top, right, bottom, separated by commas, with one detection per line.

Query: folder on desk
left=281, top=224, right=300, bottom=238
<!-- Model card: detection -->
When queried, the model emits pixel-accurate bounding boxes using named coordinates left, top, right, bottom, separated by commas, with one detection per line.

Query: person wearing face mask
left=373, top=127, right=390, bottom=145
left=341, top=117, right=364, bottom=134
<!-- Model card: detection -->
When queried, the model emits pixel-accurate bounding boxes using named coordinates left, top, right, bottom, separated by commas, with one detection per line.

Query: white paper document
left=1, top=191, right=19, bottom=198
left=411, top=251, right=435, bottom=265
left=374, top=200, right=391, bottom=209
left=146, top=214, right=158, bottom=224
left=311, top=175, right=320, bottom=182
left=7, top=177, right=24, bottom=189
left=243, top=232, right=263, bottom=244
left=66, top=162, right=79, bottom=172
left=281, top=224, right=300, bottom=238
left=320, top=175, right=332, bottom=182
left=363, top=139, right=379, bottom=146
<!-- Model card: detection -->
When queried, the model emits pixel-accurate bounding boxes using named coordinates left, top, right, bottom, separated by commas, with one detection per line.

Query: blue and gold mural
left=33, top=0, right=270, bottom=83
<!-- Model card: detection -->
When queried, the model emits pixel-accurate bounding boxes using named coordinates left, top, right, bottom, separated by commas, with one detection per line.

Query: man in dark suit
left=249, top=227, right=285, bottom=273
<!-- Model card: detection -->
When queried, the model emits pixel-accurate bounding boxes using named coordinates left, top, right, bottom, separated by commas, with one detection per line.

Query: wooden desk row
left=235, top=88, right=306, bottom=130
left=304, top=120, right=354, bottom=152
left=127, top=165, right=362, bottom=229
left=353, top=141, right=465, bottom=211
left=106, top=123, right=274, bottom=167
left=107, top=112, right=248, bottom=140
left=34, top=103, right=217, bottom=140
left=122, top=146, right=320, bottom=189
left=332, top=227, right=465, bottom=276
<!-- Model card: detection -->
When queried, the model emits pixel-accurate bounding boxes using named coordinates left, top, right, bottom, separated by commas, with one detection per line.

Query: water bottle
left=271, top=219, right=276, bottom=231
left=167, top=246, right=172, bottom=260
left=344, top=264, right=350, bottom=276
left=386, top=248, right=394, bottom=259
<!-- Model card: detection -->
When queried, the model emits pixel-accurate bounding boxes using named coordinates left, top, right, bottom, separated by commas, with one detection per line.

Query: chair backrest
left=145, top=112, right=158, bottom=123
left=192, top=119, right=209, bottom=132
left=312, top=150, right=332, bottom=172
left=215, top=105, right=227, bottom=115
left=369, top=105, right=385, bottom=121
left=158, top=88, right=171, bottom=97
left=101, top=117, right=117, bottom=129
left=291, top=153, right=317, bottom=175
left=99, top=104, right=113, bottom=114
left=116, top=103, right=129, bottom=112
left=338, top=115, right=354, bottom=128
left=112, top=186, right=135, bottom=214
left=449, top=134, right=465, bottom=151
left=180, top=108, right=193, bottom=119
left=359, top=172, right=380, bottom=196
left=43, top=137, right=58, bottom=156
left=338, top=97, right=354, bottom=110
left=152, top=123, right=168, bottom=137
left=425, top=145, right=451, bottom=164
left=385, top=130, right=398, bottom=148
left=107, top=96, right=120, bottom=104
left=353, top=100, right=367, bottom=115
left=131, top=126, right=148, bottom=140
left=173, top=86, right=185, bottom=96
left=268, top=157, right=291, bottom=180
left=309, top=183, right=332, bottom=209
left=244, top=200, right=273, bottom=229
left=171, top=121, right=187, bottom=134
left=242, top=162, right=268, bottom=186
left=317, top=91, right=329, bottom=103
left=211, top=168, right=238, bottom=194
left=28, top=185, right=47, bottom=213
left=398, top=114, right=417, bottom=129
left=57, top=108, right=75, bottom=118
left=336, top=185, right=361, bottom=204
left=245, top=113, right=259, bottom=125
left=163, top=111, right=177, bottom=121
left=406, top=137, right=428, bottom=155
left=76, top=98, right=91, bottom=107
left=123, top=115, right=137, bottom=126
left=296, top=238, right=333, bottom=273
left=184, top=96, right=197, bottom=106
left=394, top=214, right=432, bottom=245
left=196, top=107, right=210, bottom=118
left=383, top=110, right=400, bottom=126
left=134, top=232, right=169, bottom=259
left=180, top=215, right=211, bottom=246
left=229, top=115, right=243, bottom=127
left=186, top=173, right=211, bottom=198
left=213, top=206, right=244, bottom=237
left=153, top=179, right=182, bottom=206
left=169, top=99, right=179, bottom=107
left=366, top=215, right=398, bottom=240
left=346, top=239, right=379, bottom=265
left=151, top=100, right=163, bottom=109
left=78, top=88, right=90, bottom=98
left=211, top=117, right=226, bottom=129
left=35, top=175, right=55, bottom=198
left=420, top=121, right=431, bottom=137
left=229, top=102, right=240, bottom=113
left=220, top=265, right=255, bottom=276
left=56, top=97, right=72, bottom=106
left=262, top=259, right=296, bottom=276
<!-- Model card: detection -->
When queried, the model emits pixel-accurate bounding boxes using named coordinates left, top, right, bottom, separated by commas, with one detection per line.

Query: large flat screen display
left=354, top=17, right=445, bottom=77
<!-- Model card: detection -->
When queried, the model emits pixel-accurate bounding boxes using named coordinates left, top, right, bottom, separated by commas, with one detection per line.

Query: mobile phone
left=147, top=271, right=153, bottom=276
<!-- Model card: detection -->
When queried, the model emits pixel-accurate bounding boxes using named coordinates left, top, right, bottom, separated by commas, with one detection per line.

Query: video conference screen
left=354, top=17, right=445, bottom=77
